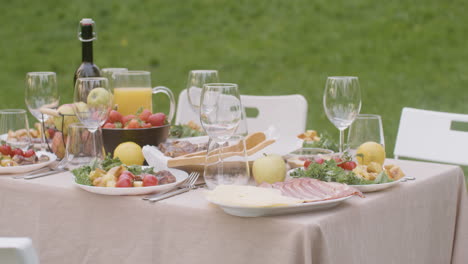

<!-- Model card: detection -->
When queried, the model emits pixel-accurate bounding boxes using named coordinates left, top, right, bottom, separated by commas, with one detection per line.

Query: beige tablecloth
left=0, top=159, right=467, bottom=264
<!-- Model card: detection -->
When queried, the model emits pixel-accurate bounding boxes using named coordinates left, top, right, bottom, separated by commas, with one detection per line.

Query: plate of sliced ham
left=205, top=178, right=363, bottom=217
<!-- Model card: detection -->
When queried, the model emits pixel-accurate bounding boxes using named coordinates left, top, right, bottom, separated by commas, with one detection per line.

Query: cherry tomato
left=121, top=114, right=136, bottom=126
left=23, top=149, right=35, bottom=158
left=142, top=174, right=158, bottom=186
left=126, top=119, right=141, bottom=129
left=0, top=145, right=12, bottom=156
left=315, top=157, right=325, bottom=164
left=13, top=148, right=24, bottom=157
left=120, top=171, right=135, bottom=180
left=139, top=109, right=152, bottom=122
left=304, top=159, right=312, bottom=169
left=103, top=122, right=116, bottom=129
left=148, top=113, right=166, bottom=127
left=108, top=110, right=123, bottom=124
left=116, top=177, right=133, bottom=188
left=338, top=161, right=357, bottom=171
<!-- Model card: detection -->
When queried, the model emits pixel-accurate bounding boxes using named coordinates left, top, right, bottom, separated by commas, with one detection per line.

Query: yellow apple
left=252, top=154, right=286, bottom=184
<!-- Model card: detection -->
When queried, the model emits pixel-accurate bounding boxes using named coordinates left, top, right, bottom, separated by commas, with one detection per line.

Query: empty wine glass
left=0, top=109, right=32, bottom=151
left=186, top=70, right=219, bottom=113
left=347, top=114, right=385, bottom=156
left=73, top=77, right=112, bottom=162
left=25, top=72, right=59, bottom=151
left=200, top=83, right=244, bottom=187
left=323, top=76, right=361, bottom=153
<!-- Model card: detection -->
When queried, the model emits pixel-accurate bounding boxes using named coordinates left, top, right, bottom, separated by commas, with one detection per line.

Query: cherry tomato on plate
left=23, top=149, right=35, bottom=158
left=338, top=161, right=357, bottom=171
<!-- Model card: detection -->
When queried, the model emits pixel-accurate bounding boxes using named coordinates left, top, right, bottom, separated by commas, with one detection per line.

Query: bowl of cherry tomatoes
left=101, top=109, right=170, bottom=154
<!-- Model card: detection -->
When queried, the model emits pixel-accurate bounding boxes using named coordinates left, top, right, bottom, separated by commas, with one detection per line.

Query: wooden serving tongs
left=167, top=132, right=276, bottom=168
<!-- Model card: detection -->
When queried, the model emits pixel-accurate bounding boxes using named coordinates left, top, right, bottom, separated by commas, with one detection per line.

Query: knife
left=22, top=169, right=67, bottom=180
left=148, top=186, right=197, bottom=203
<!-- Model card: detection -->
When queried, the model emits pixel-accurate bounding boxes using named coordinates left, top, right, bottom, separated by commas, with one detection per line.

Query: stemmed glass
left=0, top=109, right=32, bottom=151
left=25, top=72, right=59, bottom=151
left=186, top=70, right=219, bottom=113
left=73, top=77, right=112, bottom=162
left=323, top=76, right=361, bottom=153
left=200, top=83, right=246, bottom=189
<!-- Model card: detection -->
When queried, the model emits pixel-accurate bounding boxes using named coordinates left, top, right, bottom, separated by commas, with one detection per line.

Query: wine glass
left=66, top=122, right=105, bottom=168
left=25, top=72, right=59, bottom=151
left=347, top=114, right=385, bottom=156
left=73, top=77, right=112, bottom=162
left=200, top=83, right=244, bottom=187
left=323, top=76, right=361, bottom=153
left=0, top=109, right=32, bottom=151
left=186, top=70, right=219, bottom=113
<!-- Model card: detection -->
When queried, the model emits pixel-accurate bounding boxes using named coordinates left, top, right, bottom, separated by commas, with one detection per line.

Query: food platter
left=74, top=168, right=188, bottom=196
left=207, top=195, right=353, bottom=217
left=0, top=151, right=57, bottom=174
left=287, top=168, right=404, bottom=193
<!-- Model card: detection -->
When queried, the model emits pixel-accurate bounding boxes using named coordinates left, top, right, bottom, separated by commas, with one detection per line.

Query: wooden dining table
left=0, top=159, right=467, bottom=264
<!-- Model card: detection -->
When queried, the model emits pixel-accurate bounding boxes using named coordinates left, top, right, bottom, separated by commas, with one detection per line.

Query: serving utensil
left=145, top=172, right=200, bottom=202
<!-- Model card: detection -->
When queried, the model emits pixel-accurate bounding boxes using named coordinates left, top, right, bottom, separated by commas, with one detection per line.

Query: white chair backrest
left=175, top=89, right=308, bottom=139
left=394, top=107, right=468, bottom=165
left=0, top=237, right=39, bottom=264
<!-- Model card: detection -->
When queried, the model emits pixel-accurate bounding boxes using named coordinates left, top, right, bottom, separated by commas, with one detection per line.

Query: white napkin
left=142, top=145, right=170, bottom=171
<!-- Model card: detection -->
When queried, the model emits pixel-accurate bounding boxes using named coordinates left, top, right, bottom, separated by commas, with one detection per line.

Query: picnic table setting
left=1, top=18, right=468, bottom=264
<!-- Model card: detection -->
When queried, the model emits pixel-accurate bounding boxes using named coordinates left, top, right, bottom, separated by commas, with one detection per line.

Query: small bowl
left=102, top=124, right=170, bottom=154
left=286, top=147, right=334, bottom=168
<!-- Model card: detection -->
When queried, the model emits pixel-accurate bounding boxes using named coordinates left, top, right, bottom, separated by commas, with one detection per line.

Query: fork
left=142, top=172, right=199, bottom=201
left=146, top=172, right=200, bottom=202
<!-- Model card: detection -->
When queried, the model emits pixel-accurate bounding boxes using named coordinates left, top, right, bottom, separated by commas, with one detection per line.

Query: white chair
left=175, top=89, right=308, bottom=140
left=0, top=237, right=39, bottom=264
left=394, top=107, right=468, bottom=165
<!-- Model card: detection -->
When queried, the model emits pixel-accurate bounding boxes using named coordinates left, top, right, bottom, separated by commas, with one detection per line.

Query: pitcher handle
left=152, top=86, right=176, bottom=124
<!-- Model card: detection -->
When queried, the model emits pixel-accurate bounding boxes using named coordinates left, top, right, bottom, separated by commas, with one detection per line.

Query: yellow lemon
left=113, top=142, right=145, bottom=166
left=356, top=141, right=386, bottom=166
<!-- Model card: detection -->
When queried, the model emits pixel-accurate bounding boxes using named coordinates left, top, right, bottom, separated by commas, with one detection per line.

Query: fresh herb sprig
left=303, top=132, right=339, bottom=152
left=170, top=124, right=204, bottom=138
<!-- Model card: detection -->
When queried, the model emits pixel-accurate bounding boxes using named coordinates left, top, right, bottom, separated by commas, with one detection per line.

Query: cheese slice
left=205, top=185, right=304, bottom=208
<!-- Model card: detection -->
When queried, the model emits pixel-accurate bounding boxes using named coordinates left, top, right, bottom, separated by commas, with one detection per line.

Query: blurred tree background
left=1, top=0, right=468, bottom=158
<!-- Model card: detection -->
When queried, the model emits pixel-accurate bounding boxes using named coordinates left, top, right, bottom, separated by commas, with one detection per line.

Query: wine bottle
left=74, top=18, right=101, bottom=85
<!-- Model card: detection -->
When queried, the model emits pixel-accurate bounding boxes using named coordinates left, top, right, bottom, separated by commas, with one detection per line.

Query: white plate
left=287, top=168, right=404, bottom=193
left=208, top=195, right=353, bottom=217
left=74, top=168, right=188, bottom=196
left=0, top=151, right=57, bottom=175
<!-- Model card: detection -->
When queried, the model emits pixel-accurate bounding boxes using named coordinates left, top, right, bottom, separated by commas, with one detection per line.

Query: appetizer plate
left=74, top=168, right=188, bottom=196
left=0, top=151, right=57, bottom=175
left=208, top=195, right=353, bottom=217
left=286, top=168, right=404, bottom=193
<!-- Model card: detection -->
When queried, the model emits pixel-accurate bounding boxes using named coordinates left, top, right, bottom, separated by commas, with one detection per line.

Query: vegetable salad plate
left=0, top=151, right=57, bottom=174
left=208, top=195, right=353, bottom=217
left=74, top=168, right=188, bottom=196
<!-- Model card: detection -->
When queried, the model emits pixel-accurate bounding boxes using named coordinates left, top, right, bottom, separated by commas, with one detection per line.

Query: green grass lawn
left=1, top=0, right=467, bottom=183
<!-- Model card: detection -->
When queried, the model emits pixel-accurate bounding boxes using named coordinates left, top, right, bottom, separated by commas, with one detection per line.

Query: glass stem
left=339, top=129, right=345, bottom=153
left=40, top=114, right=47, bottom=152
left=91, top=130, right=97, bottom=162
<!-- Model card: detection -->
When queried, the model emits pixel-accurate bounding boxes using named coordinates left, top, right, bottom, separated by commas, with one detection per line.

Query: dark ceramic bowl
left=102, top=124, right=170, bottom=155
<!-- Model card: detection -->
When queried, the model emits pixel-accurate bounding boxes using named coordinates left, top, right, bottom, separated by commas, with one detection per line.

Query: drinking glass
left=204, top=135, right=250, bottom=189
left=25, top=72, right=59, bottom=151
left=113, top=71, right=175, bottom=121
left=323, top=76, right=361, bottom=153
left=347, top=114, right=385, bottom=156
left=186, top=70, right=219, bottom=113
left=101, top=68, right=128, bottom=91
left=0, top=109, right=32, bottom=151
left=66, top=123, right=105, bottom=167
left=200, top=83, right=244, bottom=188
left=73, top=77, right=112, bottom=162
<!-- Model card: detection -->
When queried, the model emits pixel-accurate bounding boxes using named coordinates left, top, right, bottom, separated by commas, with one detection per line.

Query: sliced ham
left=260, top=178, right=364, bottom=202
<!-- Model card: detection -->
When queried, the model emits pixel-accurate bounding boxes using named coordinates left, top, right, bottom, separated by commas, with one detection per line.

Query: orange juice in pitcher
left=112, top=71, right=175, bottom=121
left=114, top=87, right=152, bottom=116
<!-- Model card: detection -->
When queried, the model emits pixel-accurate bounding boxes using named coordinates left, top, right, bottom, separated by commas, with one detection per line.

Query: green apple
left=87, top=87, right=111, bottom=107
left=252, top=154, right=286, bottom=184
left=53, top=104, right=80, bottom=136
